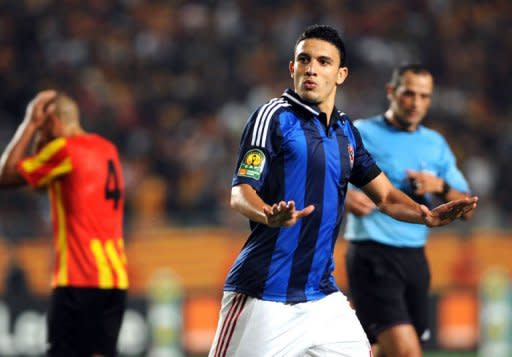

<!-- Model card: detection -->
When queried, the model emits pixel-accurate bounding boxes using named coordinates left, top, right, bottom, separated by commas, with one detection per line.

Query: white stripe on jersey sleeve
left=251, top=98, right=280, bottom=146
left=261, top=103, right=291, bottom=148
left=251, top=99, right=289, bottom=147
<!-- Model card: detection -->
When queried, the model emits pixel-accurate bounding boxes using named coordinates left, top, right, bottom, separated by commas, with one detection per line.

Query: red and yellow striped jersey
left=17, top=134, right=128, bottom=290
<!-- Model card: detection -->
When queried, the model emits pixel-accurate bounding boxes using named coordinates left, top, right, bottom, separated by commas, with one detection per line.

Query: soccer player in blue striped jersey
left=209, top=26, right=477, bottom=357
left=344, top=65, right=474, bottom=357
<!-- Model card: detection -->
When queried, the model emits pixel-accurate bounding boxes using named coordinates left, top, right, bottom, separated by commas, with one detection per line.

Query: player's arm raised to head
left=0, top=90, right=56, bottom=187
left=0, top=119, right=36, bottom=187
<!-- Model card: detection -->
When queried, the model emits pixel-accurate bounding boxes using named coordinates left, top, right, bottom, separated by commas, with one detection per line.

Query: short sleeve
left=232, top=102, right=281, bottom=192
left=437, top=137, right=470, bottom=193
left=17, top=137, right=72, bottom=188
left=346, top=120, right=381, bottom=187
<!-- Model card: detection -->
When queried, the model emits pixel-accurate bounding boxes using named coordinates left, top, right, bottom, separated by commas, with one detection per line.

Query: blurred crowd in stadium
left=0, top=0, right=510, bottom=240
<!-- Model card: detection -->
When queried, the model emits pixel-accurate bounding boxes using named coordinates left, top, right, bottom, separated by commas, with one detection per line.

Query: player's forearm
left=362, top=173, right=425, bottom=224
left=231, top=184, right=269, bottom=224
left=345, top=190, right=359, bottom=213
left=0, top=120, right=35, bottom=186
left=377, top=188, right=425, bottom=224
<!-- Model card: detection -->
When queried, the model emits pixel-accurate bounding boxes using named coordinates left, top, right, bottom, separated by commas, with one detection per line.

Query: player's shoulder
left=246, top=95, right=294, bottom=136
left=43, top=137, right=68, bottom=150
left=253, top=96, right=293, bottom=119
left=69, top=134, right=119, bottom=152
left=35, top=137, right=69, bottom=158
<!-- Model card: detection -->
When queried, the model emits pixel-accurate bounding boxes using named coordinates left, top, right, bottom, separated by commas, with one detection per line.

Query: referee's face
left=290, top=38, right=348, bottom=114
left=387, top=71, right=433, bottom=131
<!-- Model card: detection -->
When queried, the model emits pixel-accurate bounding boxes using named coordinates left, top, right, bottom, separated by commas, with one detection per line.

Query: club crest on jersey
left=238, top=149, right=266, bottom=180
left=347, top=144, right=354, bottom=169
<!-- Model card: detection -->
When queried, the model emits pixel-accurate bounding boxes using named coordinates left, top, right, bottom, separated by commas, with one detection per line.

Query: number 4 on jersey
left=105, top=159, right=122, bottom=210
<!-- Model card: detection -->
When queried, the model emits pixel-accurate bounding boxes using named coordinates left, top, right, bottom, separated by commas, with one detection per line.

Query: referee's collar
left=282, top=88, right=347, bottom=125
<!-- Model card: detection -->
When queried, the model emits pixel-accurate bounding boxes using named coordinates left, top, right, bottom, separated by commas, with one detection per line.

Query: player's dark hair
left=295, top=24, right=347, bottom=67
left=389, top=64, right=432, bottom=88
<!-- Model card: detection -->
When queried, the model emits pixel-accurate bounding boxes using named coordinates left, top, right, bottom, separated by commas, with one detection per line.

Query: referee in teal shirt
left=344, top=64, right=474, bottom=357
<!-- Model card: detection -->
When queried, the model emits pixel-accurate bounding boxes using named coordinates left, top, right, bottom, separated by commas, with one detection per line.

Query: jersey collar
left=282, top=88, right=320, bottom=116
left=282, top=88, right=346, bottom=125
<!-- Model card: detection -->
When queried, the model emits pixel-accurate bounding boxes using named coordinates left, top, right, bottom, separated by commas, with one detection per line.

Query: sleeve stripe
left=261, top=103, right=290, bottom=148
left=36, top=157, right=72, bottom=187
left=251, top=98, right=280, bottom=146
left=254, top=99, right=285, bottom=147
left=21, top=137, right=67, bottom=173
left=251, top=99, right=289, bottom=147
left=52, top=182, right=69, bottom=286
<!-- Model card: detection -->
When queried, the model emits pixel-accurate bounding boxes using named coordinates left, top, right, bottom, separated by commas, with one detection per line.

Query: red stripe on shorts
left=214, top=294, right=242, bottom=357
left=214, top=293, right=248, bottom=357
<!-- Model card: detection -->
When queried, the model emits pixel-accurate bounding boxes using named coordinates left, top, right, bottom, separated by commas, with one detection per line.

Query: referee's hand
left=264, top=200, right=315, bottom=228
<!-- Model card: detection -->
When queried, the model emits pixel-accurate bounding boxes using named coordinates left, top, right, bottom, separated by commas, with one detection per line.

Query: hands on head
left=25, top=90, right=57, bottom=129
left=263, top=200, right=315, bottom=228
left=420, top=196, right=478, bottom=227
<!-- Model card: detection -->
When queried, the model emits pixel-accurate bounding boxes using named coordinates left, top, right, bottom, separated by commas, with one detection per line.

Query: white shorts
left=209, top=291, right=371, bottom=357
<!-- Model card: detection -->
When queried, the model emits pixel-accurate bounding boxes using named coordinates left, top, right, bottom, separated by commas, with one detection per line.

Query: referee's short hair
left=389, top=64, right=433, bottom=88
left=295, top=24, right=347, bottom=67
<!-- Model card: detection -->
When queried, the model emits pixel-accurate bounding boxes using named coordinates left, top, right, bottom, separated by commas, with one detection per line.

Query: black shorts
left=345, top=240, right=430, bottom=344
left=47, top=287, right=127, bottom=357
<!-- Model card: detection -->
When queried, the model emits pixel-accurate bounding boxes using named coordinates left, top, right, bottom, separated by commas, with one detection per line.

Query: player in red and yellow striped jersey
left=0, top=90, right=128, bottom=357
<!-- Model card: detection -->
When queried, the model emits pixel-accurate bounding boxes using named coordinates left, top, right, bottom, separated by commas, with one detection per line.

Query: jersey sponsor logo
left=347, top=144, right=354, bottom=169
left=238, top=149, right=266, bottom=180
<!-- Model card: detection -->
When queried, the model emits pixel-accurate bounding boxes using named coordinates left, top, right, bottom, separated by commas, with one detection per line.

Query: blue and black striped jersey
left=225, top=89, right=380, bottom=303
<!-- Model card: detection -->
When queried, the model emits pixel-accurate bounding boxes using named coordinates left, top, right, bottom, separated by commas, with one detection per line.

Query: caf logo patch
left=238, top=149, right=266, bottom=180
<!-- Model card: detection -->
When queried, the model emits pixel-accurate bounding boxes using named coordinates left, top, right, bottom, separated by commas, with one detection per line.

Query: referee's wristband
left=441, top=180, right=451, bottom=196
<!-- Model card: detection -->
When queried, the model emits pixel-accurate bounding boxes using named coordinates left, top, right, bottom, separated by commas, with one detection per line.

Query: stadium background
left=0, top=0, right=511, bottom=356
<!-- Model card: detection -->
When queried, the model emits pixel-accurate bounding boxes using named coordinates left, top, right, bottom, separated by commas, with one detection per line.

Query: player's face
left=388, top=71, right=433, bottom=131
left=290, top=38, right=348, bottom=113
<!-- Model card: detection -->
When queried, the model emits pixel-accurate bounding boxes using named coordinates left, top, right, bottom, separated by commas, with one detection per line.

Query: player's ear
left=336, top=66, right=348, bottom=85
left=289, top=60, right=295, bottom=78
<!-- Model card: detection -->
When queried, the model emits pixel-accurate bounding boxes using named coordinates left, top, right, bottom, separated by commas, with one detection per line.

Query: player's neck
left=62, top=125, right=86, bottom=137
left=318, top=102, right=334, bottom=125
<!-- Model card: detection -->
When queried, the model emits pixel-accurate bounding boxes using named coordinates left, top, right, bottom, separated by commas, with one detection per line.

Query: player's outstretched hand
left=24, top=90, right=57, bottom=128
left=263, top=200, right=315, bottom=228
left=420, top=196, right=478, bottom=227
